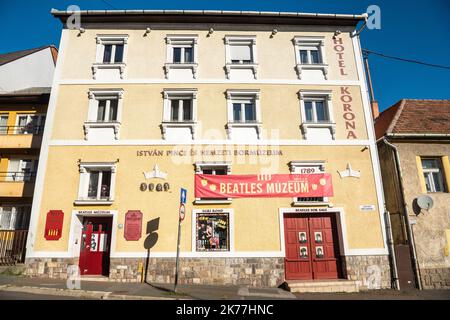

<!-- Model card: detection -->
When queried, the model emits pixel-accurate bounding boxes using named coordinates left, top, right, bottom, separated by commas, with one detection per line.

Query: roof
left=375, top=99, right=450, bottom=139
left=51, top=9, right=365, bottom=26
left=0, top=87, right=51, bottom=104
left=0, top=45, right=58, bottom=66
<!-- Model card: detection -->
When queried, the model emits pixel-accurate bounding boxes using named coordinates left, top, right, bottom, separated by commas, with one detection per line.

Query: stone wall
left=342, top=255, right=392, bottom=290
left=25, top=258, right=78, bottom=279
left=420, top=267, right=450, bottom=289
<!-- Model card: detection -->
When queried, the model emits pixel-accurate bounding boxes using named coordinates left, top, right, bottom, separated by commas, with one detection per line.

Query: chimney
left=371, top=100, right=379, bottom=119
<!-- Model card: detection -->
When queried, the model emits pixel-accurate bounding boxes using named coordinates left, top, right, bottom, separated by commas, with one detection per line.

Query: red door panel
left=79, top=217, right=112, bottom=276
left=284, top=213, right=341, bottom=281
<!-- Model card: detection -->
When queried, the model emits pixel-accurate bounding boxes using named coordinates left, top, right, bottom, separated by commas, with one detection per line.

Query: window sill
left=300, top=122, right=336, bottom=140
left=92, top=63, right=126, bottom=79
left=160, top=121, right=197, bottom=140
left=74, top=199, right=113, bottom=206
left=83, top=121, right=121, bottom=140
left=226, top=122, right=262, bottom=139
left=295, top=63, right=329, bottom=80
left=194, top=199, right=232, bottom=205
left=225, top=63, right=258, bottom=79
left=164, top=63, right=198, bottom=79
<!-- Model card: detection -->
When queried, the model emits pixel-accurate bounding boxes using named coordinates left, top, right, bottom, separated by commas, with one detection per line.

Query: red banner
left=195, top=173, right=333, bottom=198
left=44, top=210, right=64, bottom=241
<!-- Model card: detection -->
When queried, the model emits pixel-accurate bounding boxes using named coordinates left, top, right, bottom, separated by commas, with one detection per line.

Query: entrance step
left=285, top=279, right=359, bottom=293
left=80, top=275, right=111, bottom=282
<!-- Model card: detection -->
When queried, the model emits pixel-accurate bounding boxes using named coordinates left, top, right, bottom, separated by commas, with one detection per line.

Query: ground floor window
left=196, top=213, right=229, bottom=252
left=0, top=206, right=31, bottom=230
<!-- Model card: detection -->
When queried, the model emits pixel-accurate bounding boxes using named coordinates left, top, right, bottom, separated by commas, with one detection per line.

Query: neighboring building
left=376, top=99, right=450, bottom=289
left=0, top=46, right=57, bottom=265
left=25, top=9, right=392, bottom=292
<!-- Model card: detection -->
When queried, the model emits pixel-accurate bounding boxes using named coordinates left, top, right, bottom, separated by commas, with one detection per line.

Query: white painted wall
left=0, top=47, right=55, bottom=92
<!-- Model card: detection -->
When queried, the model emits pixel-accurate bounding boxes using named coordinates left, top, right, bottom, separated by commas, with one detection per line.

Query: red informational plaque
left=124, top=210, right=143, bottom=241
left=44, top=210, right=64, bottom=241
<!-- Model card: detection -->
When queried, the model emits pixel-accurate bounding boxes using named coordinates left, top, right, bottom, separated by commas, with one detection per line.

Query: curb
left=0, top=285, right=188, bottom=300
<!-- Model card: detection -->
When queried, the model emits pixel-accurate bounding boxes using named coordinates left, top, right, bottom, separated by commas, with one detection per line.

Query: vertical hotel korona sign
left=195, top=174, right=333, bottom=198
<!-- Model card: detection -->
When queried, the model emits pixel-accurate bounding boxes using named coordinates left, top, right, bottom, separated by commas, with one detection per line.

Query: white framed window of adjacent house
left=0, top=206, right=31, bottom=230
left=84, top=89, right=123, bottom=140
left=75, top=163, right=117, bottom=205
left=0, top=114, right=8, bottom=134
left=293, top=37, right=328, bottom=80
left=192, top=209, right=234, bottom=253
left=225, top=90, right=262, bottom=140
left=224, top=36, right=258, bottom=79
left=161, top=89, right=197, bottom=140
left=15, top=114, right=46, bottom=134
left=164, top=35, right=198, bottom=79
left=289, top=161, right=330, bottom=206
left=6, top=159, right=38, bottom=182
left=93, top=35, right=128, bottom=80
left=298, top=90, right=335, bottom=141
left=421, top=158, right=447, bottom=193
left=194, top=162, right=232, bottom=204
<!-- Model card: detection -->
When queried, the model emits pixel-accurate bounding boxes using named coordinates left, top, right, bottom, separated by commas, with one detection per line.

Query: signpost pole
left=174, top=188, right=186, bottom=293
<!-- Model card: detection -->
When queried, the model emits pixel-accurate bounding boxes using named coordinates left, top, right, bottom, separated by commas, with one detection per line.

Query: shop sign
left=359, top=205, right=376, bottom=212
left=77, top=210, right=112, bottom=215
left=195, top=173, right=333, bottom=198
left=124, top=210, right=143, bottom=241
left=290, top=207, right=330, bottom=213
left=44, top=210, right=64, bottom=241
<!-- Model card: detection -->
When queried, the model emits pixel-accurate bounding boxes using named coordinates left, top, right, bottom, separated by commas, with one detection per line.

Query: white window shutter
left=230, top=45, right=251, bottom=61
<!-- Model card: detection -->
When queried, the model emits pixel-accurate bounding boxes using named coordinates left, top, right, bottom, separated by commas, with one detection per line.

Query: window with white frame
left=161, top=89, right=197, bottom=140
left=289, top=161, right=330, bottom=206
left=0, top=114, right=8, bottom=134
left=298, top=90, right=335, bottom=141
left=84, top=89, right=123, bottom=140
left=195, top=162, right=232, bottom=204
left=93, top=35, right=128, bottom=79
left=421, top=158, right=447, bottom=193
left=76, top=163, right=116, bottom=204
left=6, top=159, right=38, bottom=182
left=164, top=35, right=198, bottom=79
left=15, top=114, right=45, bottom=134
left=0, top=206, right=31, bottom=230
left=195, top=212, right=230, bottom=252
left=225, top=90, right=262, bottom=140
left=224, top=36, right=258, bottom=79
left=293, top=37, right=328, bottom=80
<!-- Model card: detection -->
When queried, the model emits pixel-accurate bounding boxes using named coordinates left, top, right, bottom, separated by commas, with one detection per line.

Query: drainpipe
left=382, top=137, right=423, bottom=289
left=383, top=209, right=400, bottom=290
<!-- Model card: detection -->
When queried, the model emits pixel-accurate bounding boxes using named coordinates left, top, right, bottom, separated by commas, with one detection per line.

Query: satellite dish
left=417, top=195, right=434, bottom=210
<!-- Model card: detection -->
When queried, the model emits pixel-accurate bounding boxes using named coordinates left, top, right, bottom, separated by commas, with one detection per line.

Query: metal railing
left=0, top=125, right=44, bottom=135
left=0, top=230, right=28, bottom=265
left=0, top=171, right=37, bottom=182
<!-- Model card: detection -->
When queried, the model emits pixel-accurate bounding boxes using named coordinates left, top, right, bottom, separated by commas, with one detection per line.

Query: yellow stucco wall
left=33, top=145, right=384, bottom=253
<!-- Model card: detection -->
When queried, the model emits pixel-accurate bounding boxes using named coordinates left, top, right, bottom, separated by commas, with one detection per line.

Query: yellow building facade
left=25, top=10, right=392, bottom=290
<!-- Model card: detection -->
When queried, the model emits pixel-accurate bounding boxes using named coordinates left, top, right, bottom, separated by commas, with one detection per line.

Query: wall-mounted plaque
left=124, top=210, right=143, bottom=241
left=44, top=210, right=64, bottom=241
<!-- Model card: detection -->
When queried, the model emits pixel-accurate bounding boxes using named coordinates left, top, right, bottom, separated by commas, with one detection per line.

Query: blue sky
left=1, top=0, right=449, bottom=111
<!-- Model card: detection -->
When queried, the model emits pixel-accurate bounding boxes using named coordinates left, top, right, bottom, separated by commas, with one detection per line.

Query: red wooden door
left=79, top=217, right=112, bottom=276
left=284, top=213, right=341, bottom=280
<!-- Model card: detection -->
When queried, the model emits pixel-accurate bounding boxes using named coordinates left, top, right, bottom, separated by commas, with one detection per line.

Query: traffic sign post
left=174, top=189, right=186, bottom=293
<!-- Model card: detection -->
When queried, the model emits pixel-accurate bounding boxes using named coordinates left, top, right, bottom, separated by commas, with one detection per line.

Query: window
left=224, top=36, right=258, bottom=79
left=195, top=162, right=232, bottom=204
left=164, top=35, right=198, bottom=79
left=226, top=90, right=262, bottom=140
left=293, top=37, right=328, bottom=80
left=0, top=115, right=8, bottom=134
left=422, top=158, right=447, bottom=192
left=298, top=90, right=335, bottom=141
left=15, top=114, right=45, bottom=134
left=161, top=89, right=198, bottom=140
left=0, top=206, right=31, bottom=230
left=195, top=213, right=230, bottom=252
left=289, top=161, right=330, bottom=206
left=76, top=163, right=116, bottom=205
left=85, top=89, right=123, bottom=140
left=93, top=35, right=128, bottom=79
left=6, top=159, right=38, bottom=182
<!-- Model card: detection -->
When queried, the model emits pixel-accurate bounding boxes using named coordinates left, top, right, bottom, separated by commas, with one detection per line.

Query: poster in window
left=196, top=213, right=229, bottom=251
left=315, top=246, right=324, bottom=258
left=314, top=231, right=323, bottom=243
left=298, top=232, right=307, bottom=243
left=299, top=246, right=308, bottom=258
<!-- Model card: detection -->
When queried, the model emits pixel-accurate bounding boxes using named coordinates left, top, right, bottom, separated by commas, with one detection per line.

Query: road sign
left=179, top=203, right=186, bottom=221
left=180, top=188, right=187, bottom=204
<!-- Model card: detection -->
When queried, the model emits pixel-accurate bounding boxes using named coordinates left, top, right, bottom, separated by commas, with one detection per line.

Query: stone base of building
left=25, top=255, right=391, bottom=289
left=420, top=267, right=450, bottom=289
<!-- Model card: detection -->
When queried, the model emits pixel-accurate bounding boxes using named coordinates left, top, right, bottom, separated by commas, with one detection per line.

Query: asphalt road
left=0, top=291, right=96, bottom=300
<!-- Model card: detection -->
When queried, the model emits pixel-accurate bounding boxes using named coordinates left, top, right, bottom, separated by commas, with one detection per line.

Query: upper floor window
left=170, top=99, right=193, bottom=122
left=421, top=158, right=447, bottom=193
left=0, top=114, right=8, bottom=134
left=293, top=37, right=328, bottom=80
left=93, top=35, right=128, bottom=80
left=304, top=99, right=330, bottom=123
left=224, top=36, right=258, bottom=79
left=289, top=161, right=329, bottom=206
left=195, top=162, right=232, bottom=204
left=102, top=43, right=124, bottom=64
left=96, top=99, right=118, bottom=122
left=232, top=99, right=256, bottom=123
left=225, top=90, right=262, bottom=140
left=0, top=206, right=31, bottom=230
left=164, top=35, right=198, bottom=79
left=76, top=163, right=116, bottom=205
left=5, top=159, right=38, bottom=182
left=15, top=114, right=45, bottom=134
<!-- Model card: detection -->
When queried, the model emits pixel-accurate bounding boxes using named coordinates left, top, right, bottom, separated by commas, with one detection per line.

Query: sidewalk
left=0, top=274, right=449, bottom=300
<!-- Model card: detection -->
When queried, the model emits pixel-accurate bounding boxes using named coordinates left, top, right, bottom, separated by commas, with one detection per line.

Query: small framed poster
left=299, top=246, right=308, bottom=258
left=315, top=246, right=324, bottom=258
left=314, top=231, right=323, bottom=243
left=298, top=232, right=307, bottom=243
